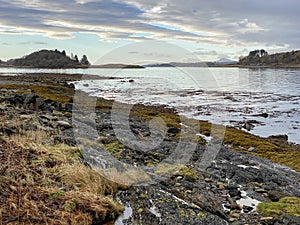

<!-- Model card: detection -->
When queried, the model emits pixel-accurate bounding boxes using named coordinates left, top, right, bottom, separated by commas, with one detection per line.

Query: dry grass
left=0, top=129, right=124, bottom=225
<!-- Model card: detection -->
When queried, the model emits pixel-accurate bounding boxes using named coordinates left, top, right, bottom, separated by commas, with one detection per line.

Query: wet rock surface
left=0, top=89, right=299, bottom=225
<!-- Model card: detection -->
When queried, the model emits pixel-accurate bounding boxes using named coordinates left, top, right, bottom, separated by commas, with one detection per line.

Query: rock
left=268, top=134, right=288, bottom=142
left=129, top=79, right=134, bottom=83
left=51, top=102, right=63, bottom=111
left=36, top=98, right=53, bottom=112
left=243, top=205, right=254, bottom=213
left=54, top=135, right=76, bottom=146
left=243, top=121, right=254, bottom=131
left=251, top=113, right=269, bottom=118
left=255, top=188, right=267, bottom=193
left=64, top=103, right=73, bottom=112
left=57, top=121, right=72, bottom=129
left=176, top=176, right=183, bottom=181
left=23, top=93, right=39, bottom=109
left=217, top=182, right=226, bottom=190
left=231, top=213, right=240, bottom=218
left=7, top=94, right=25, bottom=107
left=260, top=217, right=273, bottom=222
left=39, top=115, right=58, bottom=121
left=228, top=184, right=241, bottom=198
left=20, top=115, right=33, bottom=120
left=273, top=216, right=300, bottom=225
left=228, top=218, right=237, bottom=222
left=204, top=178, right=213, bottom=183
left=167, top=127, right=180, bottom=134
left=230, top=201, right=242, bottom=210
left=248, top=147, right=257, bottom=152
left=268, top=190, right=289, bottom=202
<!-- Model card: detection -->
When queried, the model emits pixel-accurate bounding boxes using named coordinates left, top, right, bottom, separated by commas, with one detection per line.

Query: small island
left=0, top=49, right=90, bottom=69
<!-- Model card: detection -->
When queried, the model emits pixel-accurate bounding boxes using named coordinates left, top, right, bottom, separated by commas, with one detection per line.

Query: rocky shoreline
left=0, top=74, right=299, bottom=225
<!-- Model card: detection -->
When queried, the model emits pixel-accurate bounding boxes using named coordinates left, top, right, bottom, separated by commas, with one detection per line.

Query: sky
left=0, top=0, right=299, bottom=64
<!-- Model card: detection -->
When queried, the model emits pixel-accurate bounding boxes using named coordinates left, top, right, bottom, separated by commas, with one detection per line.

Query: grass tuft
left=257, top=197, right=300, bottom=217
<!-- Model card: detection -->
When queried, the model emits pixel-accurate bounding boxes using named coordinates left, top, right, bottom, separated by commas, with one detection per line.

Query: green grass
left=257, top=197, right=300, bottom=217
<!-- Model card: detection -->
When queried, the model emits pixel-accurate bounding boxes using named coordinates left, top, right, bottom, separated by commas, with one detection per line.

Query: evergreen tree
left=74, top=55, right=79, bottom=63
left=80, top=55, right=90, bottom=65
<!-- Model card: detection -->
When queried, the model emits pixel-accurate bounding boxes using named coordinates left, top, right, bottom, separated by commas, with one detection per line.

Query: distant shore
left=2, top=63, right=300, bottom=69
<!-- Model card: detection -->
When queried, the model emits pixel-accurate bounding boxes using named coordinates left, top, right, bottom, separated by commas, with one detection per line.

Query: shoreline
left=2, top=64, right=300, bottom=69
left=0, top=73, right=299, bottom=224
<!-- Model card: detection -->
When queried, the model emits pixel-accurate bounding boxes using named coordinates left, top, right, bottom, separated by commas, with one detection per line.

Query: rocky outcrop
left=0, top=90, right=299, bottom=225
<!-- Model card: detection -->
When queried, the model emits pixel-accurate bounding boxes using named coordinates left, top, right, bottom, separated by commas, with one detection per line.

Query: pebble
left=57, top=120, right=72, bottom=129
left=40, top=115, right=57, bottom=121
left=248, top=147, right=257, bottom=152
left=20, top=115, right=33, bottom=120
left=255, top=188, right=267, bottom=193
left=243, top=205, right=254, bottom=213
left=260, top=217, right=273, bottom=221
left=228, top=218, right=237, bottom=222
left=231, top=213, right=240, bottom=218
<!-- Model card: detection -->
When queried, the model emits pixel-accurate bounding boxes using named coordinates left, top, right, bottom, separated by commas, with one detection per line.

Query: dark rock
left=242, top=121, right=255, bottom=131
left=7, top=93, right=53, bottom=112
left=36, top=97, right=53, bottom=112
left=23, top=93, right=39, bottom=109
left=273, top=216, right=300, bottom=225
left=129, top=79, right=134, bottom=83
left=242, top=205, right=254, bottom=213
left=228, top=184, right=241, bottom=199
left=251, top=113, right=269, bottom=118
left=268, top=134, right=288, bottom=142
left=51, top=101, right=63, bottom=111
left=39, top=115, right=57, bottom=121
left=64, top=103, right=73, bottom=112
left=268, top=190, right=289, bottom=202
left=7, top=94, right=25, bottom=107
left=54, top=135, right=76, bottom=146
left=68, top=83, right=75, bottom=89
left=167, top=127, right=180, bottom=134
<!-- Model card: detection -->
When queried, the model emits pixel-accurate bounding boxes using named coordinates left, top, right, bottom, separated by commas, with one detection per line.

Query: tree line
left=239, top=49, right=300, bottom=66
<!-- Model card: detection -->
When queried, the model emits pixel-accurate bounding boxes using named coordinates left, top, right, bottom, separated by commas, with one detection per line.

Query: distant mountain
left=1, top=49, right=90, bottom=69
left=215, top=58, right=237, bottom=65
left=90, top=64, right=144, bottom=69
left=144, top=62, right=216, bottom=67
left=239, top=49, right=300, bottom=67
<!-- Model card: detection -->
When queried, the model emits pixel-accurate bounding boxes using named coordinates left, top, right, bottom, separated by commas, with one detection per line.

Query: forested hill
left=239, top=49, right=300, bottom=67
left=2, top=49, right=90, bottom=69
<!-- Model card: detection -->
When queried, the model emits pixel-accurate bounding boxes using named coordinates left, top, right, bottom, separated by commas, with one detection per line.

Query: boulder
left=268, top=134, right=288, bottom=142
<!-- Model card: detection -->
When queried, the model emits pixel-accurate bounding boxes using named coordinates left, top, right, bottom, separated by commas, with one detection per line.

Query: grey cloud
left=0, top=0, right=299, bottom=50
left=18, top=41, right=47, bottom=45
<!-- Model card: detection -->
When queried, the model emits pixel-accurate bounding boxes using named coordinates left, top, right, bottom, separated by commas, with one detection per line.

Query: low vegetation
left=257, top=197, right=300, bottom=217
left=0, top=128, right=124, bottom=224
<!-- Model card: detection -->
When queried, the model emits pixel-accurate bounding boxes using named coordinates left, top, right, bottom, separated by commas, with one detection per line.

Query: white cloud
left=0, top=0, right=299, bottom=51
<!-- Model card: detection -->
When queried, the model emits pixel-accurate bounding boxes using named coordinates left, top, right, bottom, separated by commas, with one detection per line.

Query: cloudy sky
left=0, top=0, right=299, bottom=63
